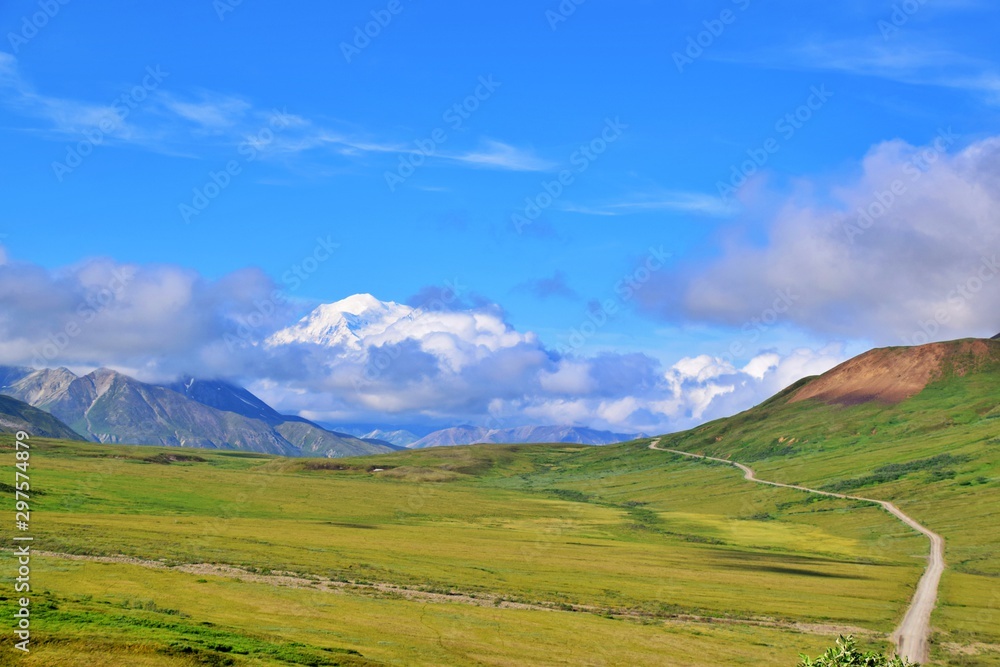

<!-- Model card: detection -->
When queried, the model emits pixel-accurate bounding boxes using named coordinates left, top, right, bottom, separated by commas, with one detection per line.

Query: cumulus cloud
left=487, top=344, right=843, bottom=435
left=0, top=254, right=298, bottom=379
left=638, top=132, right=1000, bottom=344
left=261, top=294, right=845, bottom=433
left=0, top=252, right=849, bottom=434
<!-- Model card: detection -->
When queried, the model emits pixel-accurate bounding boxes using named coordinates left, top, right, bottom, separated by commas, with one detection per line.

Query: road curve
left=648, top=440, right=944, bottom=664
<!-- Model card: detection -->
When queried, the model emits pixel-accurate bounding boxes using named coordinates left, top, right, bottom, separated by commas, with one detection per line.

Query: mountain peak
left=85, top=367, right=130, bottom=399
left=331, top=293, right=394, bottom=315
left=86, top=367, right=130, bottom=385
left=38, top=366, right=78, bottom=380
left=268, top=294, right=413, bottom=349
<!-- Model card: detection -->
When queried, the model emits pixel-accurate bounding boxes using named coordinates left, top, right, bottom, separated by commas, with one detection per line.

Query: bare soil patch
left=790, top=339, right=997, bottom=406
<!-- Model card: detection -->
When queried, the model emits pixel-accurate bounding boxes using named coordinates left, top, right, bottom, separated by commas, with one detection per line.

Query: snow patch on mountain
left=267, top=293, right=535, bottom=372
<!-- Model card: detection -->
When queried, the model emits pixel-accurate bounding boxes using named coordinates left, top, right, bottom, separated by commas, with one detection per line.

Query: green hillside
left=0, top=394, right=84, bottom=440
left=654, top=338, right=1000, bottom=664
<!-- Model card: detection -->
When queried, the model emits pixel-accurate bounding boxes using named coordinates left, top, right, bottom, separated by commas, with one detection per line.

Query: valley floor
left=0, top=438, right=951, bottom=666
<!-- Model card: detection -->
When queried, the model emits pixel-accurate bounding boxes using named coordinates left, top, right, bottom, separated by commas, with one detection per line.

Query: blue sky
left=2, top=1, right=999, bottom=431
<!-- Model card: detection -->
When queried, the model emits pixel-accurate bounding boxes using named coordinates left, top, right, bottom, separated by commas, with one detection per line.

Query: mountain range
left=327, top=423, right=638, bottom=448
left=0, top=366, right=636, bottom=454
left=0, top=367, right=394, bottom=457
left=408, top=425, right=640, bottom=448
left=11, top=333, right=999, bottom=456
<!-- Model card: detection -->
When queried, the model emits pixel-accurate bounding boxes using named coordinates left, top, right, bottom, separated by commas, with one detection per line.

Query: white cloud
left=0, top=254, right=300, bottom=379
left=267, top=294, right=537, bottom=374
left=639, top=133, right=1000, bottom=344
left=539, top=361, right=596, bottom=394
left=669, top=355, right=736, bottom=386
left=561, top=191, right=737, bottom=217
left=0, top=251, right=851, bottom=434
left=722, top=32, right=1000, bottom=104
left=160, top=93, right=252, bottom=129
left=0, top=55, right=548, bottom=172
left=742, top=353, right=780, bottom=380
left=0, top=54, right=147, bottom=142
left=446, top=140, right=555, bottom=172
left=485, top=345, right=843, bottom=434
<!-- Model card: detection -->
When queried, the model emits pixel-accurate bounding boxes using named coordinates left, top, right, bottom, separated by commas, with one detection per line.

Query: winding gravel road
left=648, top=440, right=944, bottom=664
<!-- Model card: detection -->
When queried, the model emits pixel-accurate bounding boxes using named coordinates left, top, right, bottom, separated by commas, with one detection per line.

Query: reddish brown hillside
left=789, top=338, right=1000, bottom=406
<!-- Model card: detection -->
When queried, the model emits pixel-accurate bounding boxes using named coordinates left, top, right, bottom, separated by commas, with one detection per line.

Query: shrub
left=798, top=636, right=916, bottom=666
left=823, top=454, right=969, bottom=492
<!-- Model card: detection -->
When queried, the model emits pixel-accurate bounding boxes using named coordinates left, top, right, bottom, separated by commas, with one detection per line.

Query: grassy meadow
left=0, top=434, right=934, bottom=666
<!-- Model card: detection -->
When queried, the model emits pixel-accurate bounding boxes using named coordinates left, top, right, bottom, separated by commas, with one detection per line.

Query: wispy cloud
left=0, top=55, right=557, bottom=177
left=446, top=140, right=555, bottom=171
left=556, top=204, right=619, bottom=217
left=560, top=191, right=736, bottom=217
left=160, top=93, right=252, bottom=130
left=0, top=52, right=149, bottom=142
left=719, top=36, right=1000, bottom=104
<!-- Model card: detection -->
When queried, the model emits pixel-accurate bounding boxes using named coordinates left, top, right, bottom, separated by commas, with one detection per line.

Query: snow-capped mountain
left=267, top=294, right=534, bottom=373
left=267, top=294, right=414, bottom=349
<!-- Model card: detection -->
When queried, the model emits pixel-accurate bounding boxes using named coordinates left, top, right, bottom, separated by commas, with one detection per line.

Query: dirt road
left=649, top=440, right=944, bottom=664
left=23, top=550, right=871, bottom=637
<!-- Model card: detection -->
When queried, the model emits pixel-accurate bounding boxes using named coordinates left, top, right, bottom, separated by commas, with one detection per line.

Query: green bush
left=798, top=636, right=916, bottom=666
left=823, top=454, right=969, bottom=492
